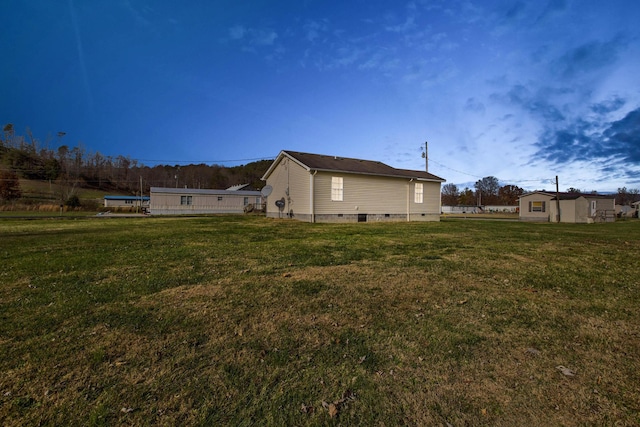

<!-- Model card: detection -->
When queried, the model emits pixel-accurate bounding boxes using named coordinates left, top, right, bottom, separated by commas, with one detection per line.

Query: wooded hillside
left=1, top=124, right=272, bottom=205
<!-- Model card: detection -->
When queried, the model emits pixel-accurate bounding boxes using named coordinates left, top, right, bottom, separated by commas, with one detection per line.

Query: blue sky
left=2, top=0, right=639, bottom=192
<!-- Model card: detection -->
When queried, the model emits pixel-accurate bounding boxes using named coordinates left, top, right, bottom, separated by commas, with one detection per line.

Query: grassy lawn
left=1, top=216, right=639, bottom=426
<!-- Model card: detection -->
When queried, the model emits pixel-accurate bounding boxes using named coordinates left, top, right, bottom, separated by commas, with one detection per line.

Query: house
left=260, top=150, right=445, bottom=223
left=149, top=187, right=262, bottom=215
left=103, top=195, right=150, bottom=209
left=519, top=191, right=616, bottom=223
left=519, top=191, right=555, bottom=222
left=616, top=204, right=636, bottom=218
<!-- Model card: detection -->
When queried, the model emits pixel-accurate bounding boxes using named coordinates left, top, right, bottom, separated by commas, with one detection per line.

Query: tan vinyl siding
left=560, top=199, right=577, bottom=223
left=264, top=158, right=310, bottom=217
left=519, top=193, right=553, bottom=222
left=545, top=195, right=615, bottom=223
left=314, top=173, right=440, bottom=215
left=419, top=182, right=441, bottom=214
left=591, top=197, right=614, bottom=212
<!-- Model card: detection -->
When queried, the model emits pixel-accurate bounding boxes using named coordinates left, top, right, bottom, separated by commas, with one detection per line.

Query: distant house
left=519, top=191, right=616, bottom=223
left=103, top=195, right=150, bottom=209
left=261, top=150, right=445, bottom=223
left=442, top=205, right=518, bottom=214
left=149, top=187, right=262, bottom=215
left=519, top=191, right=554, bottom=222
left=441, top=205, right=483, bottom=214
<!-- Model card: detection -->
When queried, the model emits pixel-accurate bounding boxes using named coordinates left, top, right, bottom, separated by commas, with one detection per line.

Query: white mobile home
left=103, top=195, right=150, bottom=209
left=261, top=150, right=445, bottom=223
left=149, top=187, right=262, bottom=215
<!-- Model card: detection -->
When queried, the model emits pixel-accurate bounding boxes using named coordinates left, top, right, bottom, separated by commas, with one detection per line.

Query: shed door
left=590, top=201, right=597, bottom=216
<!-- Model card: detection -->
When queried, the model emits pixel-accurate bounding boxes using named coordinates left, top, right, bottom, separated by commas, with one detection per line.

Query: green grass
left=1, top=216, right=639, bottom=426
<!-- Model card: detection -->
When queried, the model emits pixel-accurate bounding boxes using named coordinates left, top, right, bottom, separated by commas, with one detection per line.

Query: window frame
left=180, top=195, right=193, bottom=206
left=331, top=176, right=343, bottom=201
left=414, top=182, right=424, bottom=204
left=530, top=201, right=545, bottom=212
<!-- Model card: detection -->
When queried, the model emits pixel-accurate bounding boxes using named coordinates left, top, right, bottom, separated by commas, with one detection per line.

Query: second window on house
left=414, top=183, right=423, bottom=203
left=331, top=177, right=343, bottom=201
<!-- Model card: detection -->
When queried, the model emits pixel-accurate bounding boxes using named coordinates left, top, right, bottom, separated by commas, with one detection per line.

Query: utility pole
left=421, top=141, right=428, bottom=172
left=137, top=176, right=143, bottom=214
left=555, top=175, right=561, bottom=223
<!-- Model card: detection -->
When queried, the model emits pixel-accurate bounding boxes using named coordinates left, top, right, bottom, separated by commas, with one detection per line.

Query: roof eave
left=309, top=168, right=444, bottom=182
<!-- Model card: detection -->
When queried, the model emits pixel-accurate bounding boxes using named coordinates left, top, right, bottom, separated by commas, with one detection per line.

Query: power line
left=133, top=156, right=276, bottom=165
left=428, top=158, right=484, bottom=179
left=428, top=157, right=557, bottom=186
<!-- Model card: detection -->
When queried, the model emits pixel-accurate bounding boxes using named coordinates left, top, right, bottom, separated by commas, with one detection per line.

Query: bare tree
left=441, top=183, right=459, bottom=206
left=616, top=187, right=640, bottom=205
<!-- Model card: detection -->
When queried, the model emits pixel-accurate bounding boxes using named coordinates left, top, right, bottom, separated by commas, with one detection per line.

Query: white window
left=530, top=201, right=545, bottom=212
left=180, top=195, right=192, bottom=205
left=414, top=183, right=423, bottom=203
left=331, top=177, right=343, bottom=201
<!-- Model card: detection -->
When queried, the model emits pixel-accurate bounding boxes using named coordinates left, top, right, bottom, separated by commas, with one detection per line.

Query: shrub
left=65, top=194, right=81, bottom=208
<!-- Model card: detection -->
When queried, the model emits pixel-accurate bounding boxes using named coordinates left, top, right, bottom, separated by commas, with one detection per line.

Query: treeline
left=0, top=124, right=272, bottom=202
left=441, top=176, right=525, bottom=206
left=442, top=176, right=640, bottom=206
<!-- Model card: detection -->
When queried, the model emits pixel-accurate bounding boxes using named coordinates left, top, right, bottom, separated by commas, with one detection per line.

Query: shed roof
left=520, top=191, right=614, bottom=201
left=262, top=150, right=445, bottom=182
left=551, top=193, right=615, bottom=201
left=104, top=195, right=150, bottom=201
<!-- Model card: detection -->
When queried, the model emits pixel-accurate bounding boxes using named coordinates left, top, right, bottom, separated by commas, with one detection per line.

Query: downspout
left=437, top=181, right=442, bottom=217
left=407, top=179, right=414, bottom=222
left=310, top=170, right=317, bottom=223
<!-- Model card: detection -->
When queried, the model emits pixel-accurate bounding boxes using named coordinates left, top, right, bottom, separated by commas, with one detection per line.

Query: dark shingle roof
left=282, top=150, right=445, bottom=182
left=552, top=192, right=615, bottom=200
left=520, top=191, right=615, bottom=200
